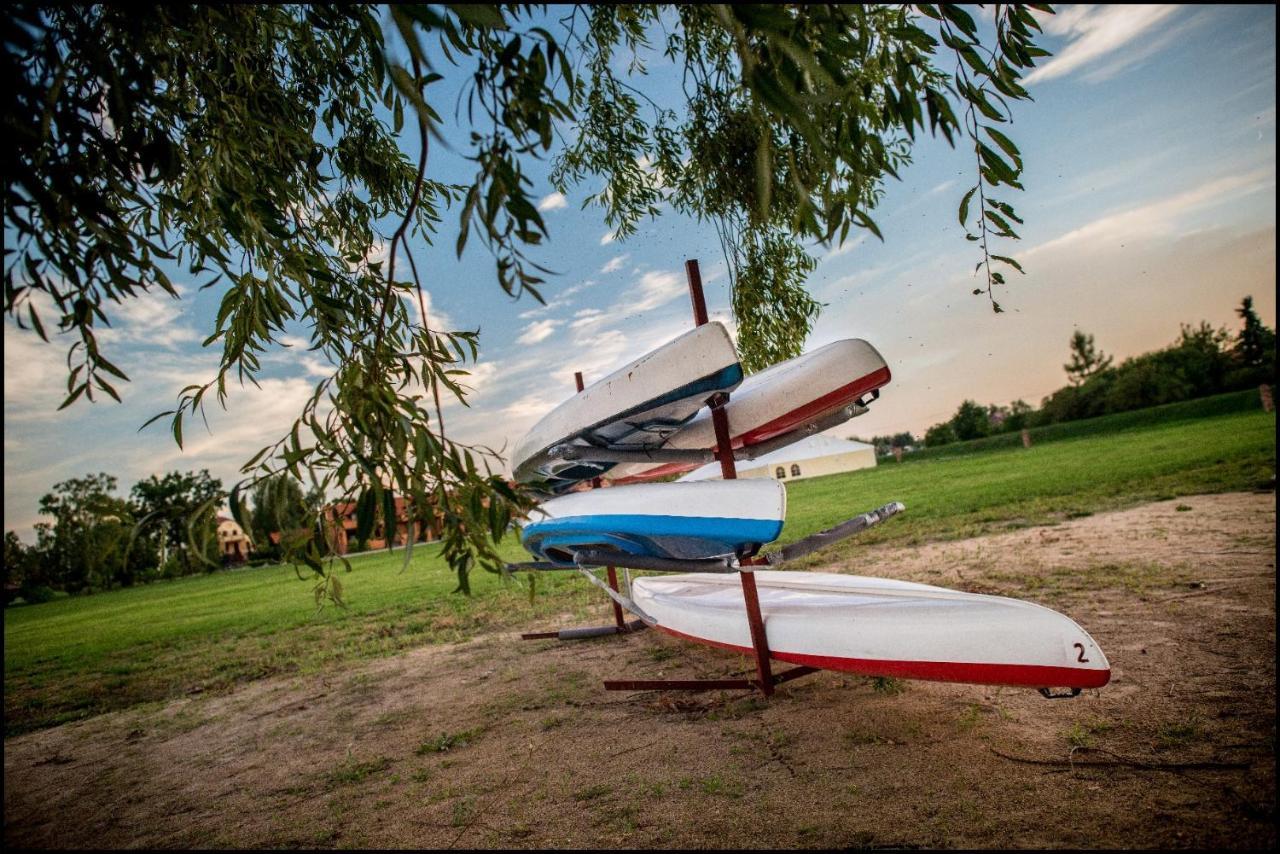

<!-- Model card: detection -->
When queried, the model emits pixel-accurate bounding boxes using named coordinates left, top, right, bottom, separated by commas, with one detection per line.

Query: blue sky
left=4, top=4, right=1276, bottom=540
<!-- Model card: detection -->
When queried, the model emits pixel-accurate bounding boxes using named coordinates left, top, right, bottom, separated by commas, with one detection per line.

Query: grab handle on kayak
left=762, top=501, right=906, bottom=565
left=1038, top=687, right=1082, bottom=700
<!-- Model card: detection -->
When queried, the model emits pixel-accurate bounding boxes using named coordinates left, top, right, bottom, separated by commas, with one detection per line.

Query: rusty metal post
left=685, top=258, right=775, bottom=693
left=576, top=370, right=625, bottom=631
left=1021, top=428, right=1032, bottom=449
left=685, top=259, right=710, bottom=326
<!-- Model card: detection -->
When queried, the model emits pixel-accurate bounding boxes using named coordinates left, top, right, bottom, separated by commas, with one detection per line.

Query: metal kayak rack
left=511, top=258, right=903, bottom=698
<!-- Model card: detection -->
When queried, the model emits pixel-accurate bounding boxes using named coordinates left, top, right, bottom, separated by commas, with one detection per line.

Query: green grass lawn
left=780, top=406, right=1276, bottom=560
left=4, top=406, right=1274, bottom=736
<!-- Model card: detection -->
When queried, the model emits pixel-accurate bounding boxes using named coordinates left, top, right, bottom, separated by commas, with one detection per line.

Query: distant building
left=678, top=434, right=877, bottom=483
left=215, top=516, right=253, bottom=563
left=325, top=495, right=447, bottom=555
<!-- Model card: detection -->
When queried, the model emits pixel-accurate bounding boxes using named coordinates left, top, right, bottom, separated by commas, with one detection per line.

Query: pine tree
left=1064, top=331, right=1113, bottom=386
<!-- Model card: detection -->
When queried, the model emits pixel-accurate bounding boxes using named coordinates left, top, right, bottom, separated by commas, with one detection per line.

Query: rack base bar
left=771, top=665, right=820, bottom=685
left=521, top=619, right=646, bottom=642
left=602, top=666, right=819, bottom=693
left=603, top=678, right=758, bottom=691
left=574, top=551, right=737, bottom=573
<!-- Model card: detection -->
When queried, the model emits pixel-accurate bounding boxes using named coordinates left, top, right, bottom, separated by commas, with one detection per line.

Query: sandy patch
left=4, top=492, right=1275, bottom=849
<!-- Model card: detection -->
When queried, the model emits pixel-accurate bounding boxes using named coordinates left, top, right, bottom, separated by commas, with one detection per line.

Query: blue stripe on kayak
left=536, top=362, right=744, bottom=495
left=523, top=513, right=783, bottom=546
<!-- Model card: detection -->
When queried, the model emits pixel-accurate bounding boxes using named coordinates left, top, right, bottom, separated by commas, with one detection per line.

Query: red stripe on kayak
left=611, top=366, right=894, bottom=485
left=612, top=460, right=695, bottom=483
left=736, top=365, right=892, bottom=447
left=653, top=625, right=1111, bottom=690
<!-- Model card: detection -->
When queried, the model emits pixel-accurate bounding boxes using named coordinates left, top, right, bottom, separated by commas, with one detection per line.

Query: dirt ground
left=4, top=491, right=1275, bottom=849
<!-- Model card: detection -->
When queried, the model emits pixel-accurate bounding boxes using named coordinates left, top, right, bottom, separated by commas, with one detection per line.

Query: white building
left=679, top=434, right=877, bottom=483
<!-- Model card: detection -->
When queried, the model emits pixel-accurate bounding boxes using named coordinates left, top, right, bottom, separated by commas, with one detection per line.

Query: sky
left=4, top=4, right=1276, bottom=541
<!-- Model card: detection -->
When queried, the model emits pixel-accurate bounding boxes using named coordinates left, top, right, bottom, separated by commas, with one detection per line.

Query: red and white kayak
left=608, top=339, right=891, bottom=484
left=631, top=571, right=1111, bottom=690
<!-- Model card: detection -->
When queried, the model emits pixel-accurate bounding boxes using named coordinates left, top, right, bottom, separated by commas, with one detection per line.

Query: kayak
left=512, top=322, right=742, bottom=493
left=521, top=480, right=786, bottom=566
left=631, top=570, right=1111, bottom=690
left=608, top=339, right=891, bottom=483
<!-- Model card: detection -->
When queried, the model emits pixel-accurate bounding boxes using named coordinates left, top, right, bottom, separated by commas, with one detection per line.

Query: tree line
left=4, top=472, right=323, bottom=604
left=921, top=296, right=1276, bottom=447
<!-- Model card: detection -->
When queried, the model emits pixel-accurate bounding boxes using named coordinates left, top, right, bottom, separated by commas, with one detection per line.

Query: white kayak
left=521, top=480, right=786, bottom=566
left=608, top=339, right=891, bottom=484
left=512, top=322, right=742, bottom=493
left=631, top=571, right=1111, bottom=690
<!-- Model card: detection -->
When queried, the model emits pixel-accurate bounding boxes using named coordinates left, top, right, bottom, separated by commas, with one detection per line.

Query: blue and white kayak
left=521, top=480, right=786, bottom=566
left=511, top=322, right=743, bottom=493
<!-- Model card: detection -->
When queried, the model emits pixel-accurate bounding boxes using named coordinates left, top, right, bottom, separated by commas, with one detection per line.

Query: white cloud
left=3, top=322, right=72, bottom=418
left=96, top=285, right=200, bottom=349
left=400, top=287, right=454, bottom=332
left=537, top=192, right=568, bottom=212
left=517, top=318, right=562, bottom=345
left=570, top=308, right=604, bottom=330
left=600, top=253, right=630, bottom=274
left=629, top=270, right=685, bottom=313
left=1025, top=5, right=1182, bottom=85
left=440, top=359, right=502, bottom=408
left=146, top=376, right=321, bottom=467
left=562, top=279, right=597, bottom=298
left=1023, top=168, right=1275, bottom=259
left=500, top=389, right=564, bottom=422
left=821, top=233, right=869, bottom=263
left=600, top=230, right=616, bottom=246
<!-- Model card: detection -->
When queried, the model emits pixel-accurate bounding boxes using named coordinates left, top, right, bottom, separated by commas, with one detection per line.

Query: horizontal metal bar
left=522, top=620, right=646, bottom=641
left=603, top=679, right=759, bottom=692
left=504, top=561, right=569, bottom=573
left=771, top=665, right=820, bottom=685
left=763, top=500, right=906, bottom=565
left=545, top=404, right=869, bottom=467
left=553, top=620, right=648, bottom=640
left=575, top=550, right=739, bottom=573
left=548, top=444, right=716, bottom=465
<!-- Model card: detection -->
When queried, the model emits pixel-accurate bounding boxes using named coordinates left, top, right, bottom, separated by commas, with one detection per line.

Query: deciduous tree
left=130, top=469, right=222, bottom=574
left=5, top=4, right=1051, bottom=596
